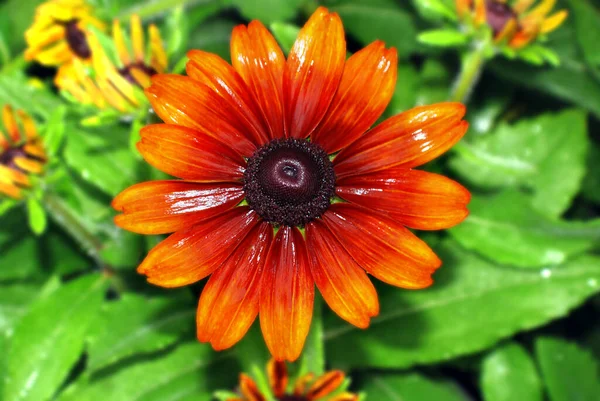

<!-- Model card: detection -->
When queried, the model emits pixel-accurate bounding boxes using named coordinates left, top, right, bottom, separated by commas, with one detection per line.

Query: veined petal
left=137, top=207, right=260, bottom=287
left=113, top=181, right=244, bottom=234
left=284, top=7, right=346, bottom=139
left=311, top=41, right=397, bottom=154
left=137, top=124, right=245, bottom=182
left=322, top=204, right=441, bottom=289
left=336, top=168, right=470, bottom=230
left=231, top=20, right=285, bottom=140
left=306, top=371, right=345, bottom=400
left=186, top=50, right=269, bottom=145
left=196, top=222, right=272, bottom=350
left=268, top=359, right=289, bottom=398
left=240, top=374, right=266, bottom=401
left=145, top=74, right=258, bottom=156
left=334, top=102, right=468, bottom=178
left=260, top=226, right=314, bottom=362
left=306, top=219, right=379, bottom=328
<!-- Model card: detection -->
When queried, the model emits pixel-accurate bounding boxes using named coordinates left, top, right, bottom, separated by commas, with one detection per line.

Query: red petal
left=267, top=359, right=288, bottom=398
left=231, top=21, right=285, bottom=140
left=312, top=41, right=397, bottom=154
left=196, top=222, right=272, bottom=350
left=305, top=218, right=379, bottom=328
left=186, top=50, right=269, bottom=146
left=145, top=74, right=258, bottom=157
left=334, top=103, right=468, bottom=179
left=260, top=226, right=314, bottom=362
left=112, top=181, right=244, bottom=234
left=306, top=371, right=345, bottom=400
left=284, top=7, right=346, bottom=139
left=322, top=204, right=441, bottom=289
left=336, top=168, right=471, bottom=230
left=137, top=124, right=245, bottom=181
left=137, top=207, right=260, bottom=287
left=240, top=374, right=267, bottom=401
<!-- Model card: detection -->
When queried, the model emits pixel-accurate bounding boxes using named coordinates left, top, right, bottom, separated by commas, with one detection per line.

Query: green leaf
left=58, top=343, right=238, bottom=401
left=26, top=197, right=47, bottom=236
left=450, top=109, right=589, bottom=218
left=298, top=296, right=325, bottom=377
left=581, top=143, right=600, bottom=205
left=270, top=22, right=300, bottom=55
left=42, top=106, right=67, bottom=157
left=360, top=373, right=468, bottom=401
left=535, top=337, right=600, bottom=401
left=418, top=29, right=468, bottom=47
left=481, top=342, right=543, bottom=401
left=188, top=18, right=236, bottom=62
left=230, top=0, right=302, bottom=24
left=567, top=0, right=600, bottom=71
left=86, top=293, right=195, bottom=373
left=325, top=241, right=600, bottom=369
left=233, top=324, right=273, bottom=399
left=0, top=0, right=41, bottom=57
left=449, top=191, right=600, bottom=268
left=0, top=72, right=62, bottom=120
left=411, top=0, right=457, bottom=22
left=3, top=274, right=107, bottom=401
left=0, top=284, right=39, bottom=333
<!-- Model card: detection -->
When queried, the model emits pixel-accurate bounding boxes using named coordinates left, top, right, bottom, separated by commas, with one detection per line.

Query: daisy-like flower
left=113, top=7, right=470, bottom=361
left=0, top=106, right=46, bottom=199
left=230, top=359, right=357, bottom=401
left=55, top=15, right=167, bottom=113
left=456, top=0, right=568, bottom=48
left=25, top=0, right=104, bottom=66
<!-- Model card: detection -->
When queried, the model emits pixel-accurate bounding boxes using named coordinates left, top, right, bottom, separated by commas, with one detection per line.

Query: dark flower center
left=484, top=0, right=517, bottom=35
left=118, top=63, right=158, bottom=85
left=64, top=20, right=91, bottom=59
left=244, top=138, right=335, bottom=227
left=278, top=396, right=308, bottom=401
left=0, top=146, right=27, bottom=171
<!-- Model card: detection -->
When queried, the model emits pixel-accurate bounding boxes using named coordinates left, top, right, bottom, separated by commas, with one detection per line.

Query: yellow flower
left=25, top=0, right=105, bottom=66
left=0, top=106, right=46, bottom=199
left=456, top=0, right=568, bottom=48
left=54, top=15, right=168, bottom=113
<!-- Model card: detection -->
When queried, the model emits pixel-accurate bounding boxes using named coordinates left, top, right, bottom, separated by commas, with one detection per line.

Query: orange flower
left=456, top=0, right=568, bottom=48
left=230, top=359, right=357, bottom=401
left=0, top=106, right=46, bottom=199
left=113, top=7, right=470, bottom=361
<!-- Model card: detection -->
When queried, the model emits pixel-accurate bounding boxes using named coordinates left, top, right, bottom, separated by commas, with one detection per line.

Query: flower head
left=25, top=0, right=104, bottom=66
left=0, top=106, right=46, bottom=199
left=55, top=15, right=167, bottom=113
left=230, top=359, right=357, bottom=401
left=113, top=7, right=470, bottom=361
left=456, top=0, right=568, bottom=48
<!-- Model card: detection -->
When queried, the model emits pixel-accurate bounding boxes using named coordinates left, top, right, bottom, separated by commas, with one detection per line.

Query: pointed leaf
left=361, top=373, right=468, bottom=401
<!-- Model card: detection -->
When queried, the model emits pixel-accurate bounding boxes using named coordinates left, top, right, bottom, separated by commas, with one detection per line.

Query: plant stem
left=451, top=43, right=488, bottom=103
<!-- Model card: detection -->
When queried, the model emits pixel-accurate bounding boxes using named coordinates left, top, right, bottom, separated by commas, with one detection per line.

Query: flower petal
left=145, top=74, right=258, bottom=156
left=137, top=124, right=245, bottom=182
left=311, top=41, right=397, bottom=154
left=306, top=218, right=379, bottom=328
left=137, top=207, right=260, bottom=287
left=329, top=393, right=359, bottom=401
left=336, top=168, right=471, bottom=230
left=186, top=50, right=269, bottom=145
left=322, top=204, right=441, bottom=289
left=231, top=20, right=285, bottom=140
left=113, top=181, right=244, bottom=234
left=267, top=359, right=288, bottom=398
left=196, top=222, right=272, bottom=350
left=333, top=103, right=468, bottom=179
left=240, top=374, right=267, bottom=401
left=306, top=370, right=345, bottom=400
left=260, top=226, right=314, bottom=362
left=284, top=7, right=346, bottom=139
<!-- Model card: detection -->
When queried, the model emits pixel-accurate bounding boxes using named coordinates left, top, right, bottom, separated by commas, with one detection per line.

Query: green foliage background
left=1, top=0, right=600, bottom=400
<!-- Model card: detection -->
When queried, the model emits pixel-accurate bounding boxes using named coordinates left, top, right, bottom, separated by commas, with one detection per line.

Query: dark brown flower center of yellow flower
left=244, top=138, right=335, bottom=227
left=64, top=20, right=91, bottom=59
left=0, top=145, right=27, bottom=171
left=484, top=0, right=517, bottom=35
left=118, top=63, right=158, bottom=85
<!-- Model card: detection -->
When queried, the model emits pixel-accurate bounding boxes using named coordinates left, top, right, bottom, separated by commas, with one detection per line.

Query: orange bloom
left=0, top=106, right=46, bottom=199
left=113, top=7, right=470, bottom=361
left=230, top=359, right=357, bottom=401
left=456, top=0, right=568, bottom=48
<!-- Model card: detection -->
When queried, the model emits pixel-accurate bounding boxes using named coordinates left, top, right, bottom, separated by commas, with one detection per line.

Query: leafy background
left=1, top=0, right=600, bottom=400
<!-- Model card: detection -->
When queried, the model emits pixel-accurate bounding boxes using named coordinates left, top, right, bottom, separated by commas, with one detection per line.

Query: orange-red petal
left=306, top=370, right=345, bottom=400
left=137, top=124, right=245, bottom=182
left=311, top=41, right=397, bottom=154
left=333, top=103, right=468, bottom=179
left=322, top=204, right=441, bottom=289
left=186, top=50, right=269, bottom=146
left=145, top=74, right=258, bottom=156
left=231, top=20, right=285, bottom=140
left=260, top=226, right=314, bottom=362
left=329, top=393, right=359, bottom=401
left=306, top=219, right=379, bottom=328
left=336, top=168, right=471, bottom=230
left=283, top=7, right=346, bottom=139
left=112, top=181, right=244, bottom=234
left=196, top=222, right=272, bottom=350
left=240, top=374, right=266, bottom=401
left=137, top=207, right=260, bottom=287
left=267, top=359, right=288, bottom=398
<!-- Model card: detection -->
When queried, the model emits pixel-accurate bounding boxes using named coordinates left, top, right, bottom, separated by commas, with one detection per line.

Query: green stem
left=451, top=43, right=488, bottom=103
